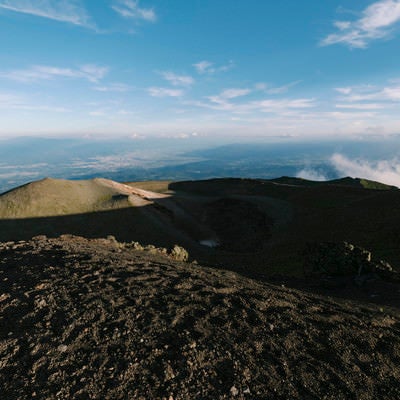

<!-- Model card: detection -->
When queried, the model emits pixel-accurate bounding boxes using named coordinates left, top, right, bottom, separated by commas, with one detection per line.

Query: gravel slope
left=1, top=235, right=399, bottom=399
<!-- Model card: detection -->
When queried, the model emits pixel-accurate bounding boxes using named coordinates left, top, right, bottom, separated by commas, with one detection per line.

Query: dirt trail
left=0, top=235, right=399, bottom=399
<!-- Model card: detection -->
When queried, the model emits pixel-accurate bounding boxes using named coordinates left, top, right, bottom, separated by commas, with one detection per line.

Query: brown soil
left=1, top=235, right=400, bottom=399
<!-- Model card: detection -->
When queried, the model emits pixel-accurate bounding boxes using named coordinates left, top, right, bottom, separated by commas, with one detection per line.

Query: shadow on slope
left=1, top=176, right=400, bottom=280
left=169, top=178, right=400, bottom=272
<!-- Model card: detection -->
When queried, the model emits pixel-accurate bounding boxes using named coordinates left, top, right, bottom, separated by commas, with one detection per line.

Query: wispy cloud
left=193, top=60, right=234, bottom=75
left=0, top=0, right=93, bottom=28
left=193, top=86, right=315, bottom=114
left=112, top=0, right=156, bottom=22
left=207, top=88, right=251, bottom=104
left=160, top=71, right=194, bottom=86
left=251, top=99, right=315, bottom=113
left=0, top=64, right=108, bottom=83
left=323, top=110, right=378, bottom=119
left=89, top=110, right=106, bottom=117
left=219, top=88, right=251, bottom=99
left=0, top=92, right=22, bottom=107
left=335, top=81, right=400, bottom=103
left=147, top=87, right=184, bottom=97
left=92, top=83, right=132, bottom=92
left=335, top=87, right=353, bottom=95
left=266, top=80, right=302, bottom=94
left=321, top=0, right=400, bottom=48
left=331, top=153, right=400, bottom=187
left=14, top=104, right=70, bottom=112
left=192, top=61, right=212, bottom=74
left=0, top=91, right=69, bottom=112
left=335, top=103, right=385, bottom=110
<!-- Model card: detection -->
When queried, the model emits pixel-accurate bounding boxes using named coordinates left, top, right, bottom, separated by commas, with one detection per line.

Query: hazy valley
left=2, top=136, right=400, bottom=194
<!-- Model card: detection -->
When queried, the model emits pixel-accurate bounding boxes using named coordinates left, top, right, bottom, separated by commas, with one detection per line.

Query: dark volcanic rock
left=303, top=241, right=397, bottom=280
left=203, top=198, right=273, bottom=253
left=0, top=235, right=399, bottom=399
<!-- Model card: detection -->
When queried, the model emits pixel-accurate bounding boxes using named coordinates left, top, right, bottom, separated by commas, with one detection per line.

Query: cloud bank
left=296, top=169, right=328, bottom=181
left=331, top=153, right=400, bottom=187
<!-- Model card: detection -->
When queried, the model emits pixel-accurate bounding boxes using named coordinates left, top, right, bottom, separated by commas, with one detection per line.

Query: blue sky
left=1, top=0, right=400, bottom=139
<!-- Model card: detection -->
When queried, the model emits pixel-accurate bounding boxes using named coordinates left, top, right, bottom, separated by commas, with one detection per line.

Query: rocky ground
left=1, top=235, right=400, bottom=399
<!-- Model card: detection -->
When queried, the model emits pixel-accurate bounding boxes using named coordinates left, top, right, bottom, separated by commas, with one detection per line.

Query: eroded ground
left=0, top=236, right=399, bottom=399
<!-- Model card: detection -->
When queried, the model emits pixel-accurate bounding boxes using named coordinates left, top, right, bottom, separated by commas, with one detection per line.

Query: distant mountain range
left=2, top=136, right=400, bottom=194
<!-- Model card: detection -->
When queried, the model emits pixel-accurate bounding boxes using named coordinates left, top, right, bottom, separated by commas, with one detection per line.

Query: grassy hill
left=0, top=178, right=131, bottom=218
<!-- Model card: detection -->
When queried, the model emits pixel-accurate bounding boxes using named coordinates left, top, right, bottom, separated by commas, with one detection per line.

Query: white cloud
left=266, top=80, right=302, bottom=94
left=219, top=88, right=251, bottom=99
left=0, top=91, right=69, bottom=112
left=192, top=93, right=315, bottom=114
left=79, top=65, right=109, bottom=82
left=188, top=76, right=315, bottom=115
left=147, top=87, right=184, bottom=97
left=321, top=0, right=400, bottom=48
left=334, top=21, right=351, bottom=30
left=0, top=171, right=39, bottom=179
left=0, top=64, right=108, bottom=83
left=203, top=88, right=251, bottom=110
left=253, top=98, right=315, bottom=112
left=89, top=110, right=106, bottom=117
left=381, top=85, right=400, bottom=100
left=0, top=92, right=21, bottom=107
left=359, top=0, right=400, bottom=30
left=0, top=0, right=92, bottom=28
left=335, top=103, right=385, bottom=110
left=193, top=61, right=213, bottom=74
left=331, top=153, right=400, bottom=187
left=160, top=71, right=194, bottom=86
left=92, top=83, right=131, bottom=92
left=112, top=0, right=156, bottom=22
left=296, top=168, right=328, bottom=181
left=117, top=109, right=135, bottom=115
left=254, top=82, right=267, bottom=90
left=13, top=104, right=70, bottom=112
left=193, top=60, right=234, bottom=74
left=336, top=82, right=400, bottom=103
left=335, top=87, right=353, bottom=95
left=324, top=111, right=377, bottom=119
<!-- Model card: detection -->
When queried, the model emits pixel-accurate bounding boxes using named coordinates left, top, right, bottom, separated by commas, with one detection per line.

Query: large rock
left=303, top=241, right=393, bottom=279
left=169, top=245, right=189, bottom=262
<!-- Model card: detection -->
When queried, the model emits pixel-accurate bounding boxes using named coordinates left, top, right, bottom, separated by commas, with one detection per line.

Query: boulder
left=303, top=241, right=394, bottom=281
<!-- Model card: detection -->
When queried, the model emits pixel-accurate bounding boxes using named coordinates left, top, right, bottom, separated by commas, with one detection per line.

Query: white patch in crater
left=199, top=239, right=220, bottom=248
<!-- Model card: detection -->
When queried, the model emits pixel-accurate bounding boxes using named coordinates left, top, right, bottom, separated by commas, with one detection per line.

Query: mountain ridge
left=1, top=176, right=399, bottom=276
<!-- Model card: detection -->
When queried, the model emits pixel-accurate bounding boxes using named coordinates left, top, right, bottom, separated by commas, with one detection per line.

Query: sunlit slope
left=0, top=177, right=172, bottom=218
left=0, top=178, right=212, bottom=250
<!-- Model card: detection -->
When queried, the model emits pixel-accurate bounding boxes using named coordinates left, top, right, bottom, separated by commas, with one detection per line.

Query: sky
left=1, top=0, right=400, bottom=139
